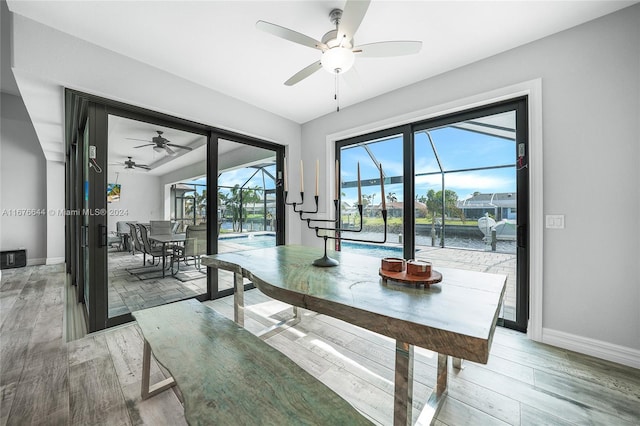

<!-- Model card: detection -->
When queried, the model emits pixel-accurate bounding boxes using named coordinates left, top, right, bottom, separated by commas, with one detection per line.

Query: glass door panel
left=413, top=109, right=519, bottom=323
left=216, top=139, right=278, bottom=293
left=106, top=114, right=208, bottom=321
left=338, top=134, right=404, bottom=258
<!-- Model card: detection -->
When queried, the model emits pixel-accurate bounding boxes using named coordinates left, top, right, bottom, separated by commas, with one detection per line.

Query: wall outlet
left=89, top=145, right=97, bottom=159
left=545, top=214, right=565, bottom=229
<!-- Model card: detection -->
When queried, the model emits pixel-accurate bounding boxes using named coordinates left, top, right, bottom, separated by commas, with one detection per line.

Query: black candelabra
left=284, top=163, right=388, bottom=267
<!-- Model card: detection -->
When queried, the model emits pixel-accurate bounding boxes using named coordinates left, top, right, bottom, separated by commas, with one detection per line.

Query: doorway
left=64, top=90, right=285, bottom=332
left=337, top=98, right=529, bottom=331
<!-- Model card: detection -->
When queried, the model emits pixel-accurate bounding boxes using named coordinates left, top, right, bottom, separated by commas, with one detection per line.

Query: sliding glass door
left=65, top=89, right=285, bottom=332
left=337, top=98, right=529, bottom=331
left=211, top=135, right=284, bottom=297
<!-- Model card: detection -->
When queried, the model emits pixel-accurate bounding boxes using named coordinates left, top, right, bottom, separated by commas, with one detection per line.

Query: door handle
left=81, top=225, right=88, bottom=248
left=98, top=224, right=107, bottom=247
left=517, top=225, right=527, bottom=248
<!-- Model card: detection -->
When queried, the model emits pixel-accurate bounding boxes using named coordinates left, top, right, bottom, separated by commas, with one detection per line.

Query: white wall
left=301, top=5, right=640, bottom=362
left=45, top=160, right=65, bottom=264
left=10, top=12, right=303, bottom=246
left=0, top=92, right=47, bottom=264
left=106, top=170, right=163, bottom=233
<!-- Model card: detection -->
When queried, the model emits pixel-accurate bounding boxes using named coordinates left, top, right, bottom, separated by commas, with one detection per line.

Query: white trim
left=543, top=328, right=640, bottom=369
left=45, top=257, right=65, bottom=265
left=27, top=258, right=46, bottom=266
left=326, top=79, right=544, bottom=341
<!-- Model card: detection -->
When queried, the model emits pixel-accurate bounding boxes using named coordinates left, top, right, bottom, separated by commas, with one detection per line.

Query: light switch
left=545, top=214, right=565, bottom=229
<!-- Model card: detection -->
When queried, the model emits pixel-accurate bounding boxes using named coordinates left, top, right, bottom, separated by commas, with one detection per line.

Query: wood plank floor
left=1, top=264, right=639, bottom=425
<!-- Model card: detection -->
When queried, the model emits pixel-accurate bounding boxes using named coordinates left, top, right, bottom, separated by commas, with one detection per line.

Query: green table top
left=203, top=245, right=506, bottom=363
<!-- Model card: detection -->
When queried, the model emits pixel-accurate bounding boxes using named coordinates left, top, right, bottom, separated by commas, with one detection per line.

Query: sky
left=339, top=122, right=517, bottom=206
left=187, top=113, right=518, bottom=207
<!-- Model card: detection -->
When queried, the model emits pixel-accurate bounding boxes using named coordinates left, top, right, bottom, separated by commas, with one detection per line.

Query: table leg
left=453, top=357, right=464, bottom=370
left=415, top=353, right=449, bottom=425
left=141, top=339, right=176, bottom=400
left=234, top=272, right=244, bottom=326
left=394, top=341, right=414, bottom=426
left=162, top=242, right=166, bottom=278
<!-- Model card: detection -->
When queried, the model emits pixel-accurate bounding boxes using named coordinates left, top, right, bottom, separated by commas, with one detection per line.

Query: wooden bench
left=133, top=299, right=372, bottom=425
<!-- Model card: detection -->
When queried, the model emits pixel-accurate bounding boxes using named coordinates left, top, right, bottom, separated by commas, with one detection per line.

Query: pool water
left=339, top=241, right=405, bottom=258
left=219, top=233, right=276, bottom=249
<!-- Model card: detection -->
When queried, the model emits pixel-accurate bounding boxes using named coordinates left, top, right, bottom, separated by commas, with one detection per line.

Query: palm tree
left=221, top=184, right=263, bottom=232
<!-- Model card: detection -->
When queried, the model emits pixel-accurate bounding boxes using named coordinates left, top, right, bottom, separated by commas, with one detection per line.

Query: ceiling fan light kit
left=322, top=46, right=355, bottom=74
left=256, top=0, right=421, bottom=112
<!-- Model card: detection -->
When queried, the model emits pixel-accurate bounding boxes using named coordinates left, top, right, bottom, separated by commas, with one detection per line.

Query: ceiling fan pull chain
left=335, top=70, right=340, bottom=112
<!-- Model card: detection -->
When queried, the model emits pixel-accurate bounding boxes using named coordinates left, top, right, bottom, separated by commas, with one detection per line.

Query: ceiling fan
left=122, top=157, right=150, bottom=171
left=127, top=131, right=193, bottom=156
left=256, top=0, right=422, bottom=87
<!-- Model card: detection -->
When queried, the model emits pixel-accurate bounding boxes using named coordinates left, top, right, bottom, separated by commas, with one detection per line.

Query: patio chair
left=116, top=221, right=132, bottom=251
left=139, top=224, right=171, bottom=267
left=150, top=220, right=171, bottom=235
left=127, top=222, right=143, bottom=256
left=171, top=224, right=207, bottom=275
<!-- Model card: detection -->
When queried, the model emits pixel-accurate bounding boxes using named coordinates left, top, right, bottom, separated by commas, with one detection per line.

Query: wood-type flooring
left=1, top=264, right=638, bottom=425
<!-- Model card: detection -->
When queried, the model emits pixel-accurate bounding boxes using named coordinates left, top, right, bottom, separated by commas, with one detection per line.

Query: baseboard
left=27, top=258, right=46, bottom=266
left=46, top=257, right=65, bottom=265
left=542, top=328, right=640, bottom=369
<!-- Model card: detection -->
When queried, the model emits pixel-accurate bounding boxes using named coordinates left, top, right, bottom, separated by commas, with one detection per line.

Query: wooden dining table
left=202, top=245, right=506, bottom=425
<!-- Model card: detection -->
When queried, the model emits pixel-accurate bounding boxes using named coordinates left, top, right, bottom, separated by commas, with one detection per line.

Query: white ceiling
left=107, top=115, right=207, bottom=175
left=6, top=0, right=635, bottom=124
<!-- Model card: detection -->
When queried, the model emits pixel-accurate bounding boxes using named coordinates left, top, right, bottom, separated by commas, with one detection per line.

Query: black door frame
left=335, top=97, right=529, bottom=332
left=65, top=89, right=285, bottom=332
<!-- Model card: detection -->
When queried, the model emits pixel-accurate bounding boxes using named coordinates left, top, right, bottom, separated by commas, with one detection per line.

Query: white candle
left=335, top=159, right=339, bottom=201
left=380, top=163, right=386, bottom=210
left=315, top=159, right=319, bottom=196
left=283, top=158, right=288, bottom=192
left=300, top=160, right=304, bottom=193
left=357, top=162, right=362, bottom=205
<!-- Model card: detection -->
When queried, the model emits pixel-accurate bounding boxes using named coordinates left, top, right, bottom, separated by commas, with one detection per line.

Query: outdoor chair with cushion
left=139, top=224, right=172, bottom=267
left=171, top=224, right=207, bottom=275
left=127, top=222, right=143, bottom=257
left=116, top=221, right=132, bottom=251
left=150, top=220, right=171, bottom=235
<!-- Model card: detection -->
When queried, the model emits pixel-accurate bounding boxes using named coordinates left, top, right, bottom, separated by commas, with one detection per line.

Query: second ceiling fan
left=128, top=131, right=193, bottom=156
left=257, top=0, right=422, bottom=86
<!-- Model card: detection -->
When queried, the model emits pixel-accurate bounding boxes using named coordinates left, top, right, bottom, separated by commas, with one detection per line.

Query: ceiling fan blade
left=336, top=0, right=371, bottom=44
left=134, top=143, right=154, bottom=148
left=164, top=145, right=177, bottom=156
left=284, top=61, right=322, bottom=86
left=256, top=21, right=326, bottom=50
left=354, top=41, right=422, bottom=57
left=126, top=138, right=152, bottom=142
left=167, top=143, right=193, bottom=151
left=138, top=164, right=151, bottom=170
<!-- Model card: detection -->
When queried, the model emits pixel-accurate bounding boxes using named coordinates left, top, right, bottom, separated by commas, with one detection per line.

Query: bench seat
left=133, top=299, right=371, bottom=425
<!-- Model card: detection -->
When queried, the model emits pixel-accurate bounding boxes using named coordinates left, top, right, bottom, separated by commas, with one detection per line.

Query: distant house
left=374, top=200, right=428, bottom=218
left=457, top=192, right=516, bottom=220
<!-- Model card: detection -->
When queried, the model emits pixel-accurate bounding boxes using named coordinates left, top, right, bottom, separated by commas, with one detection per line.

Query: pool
left=219, top=233, right=276, bottom=249
left=339, top=241, right=405, bottom=258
